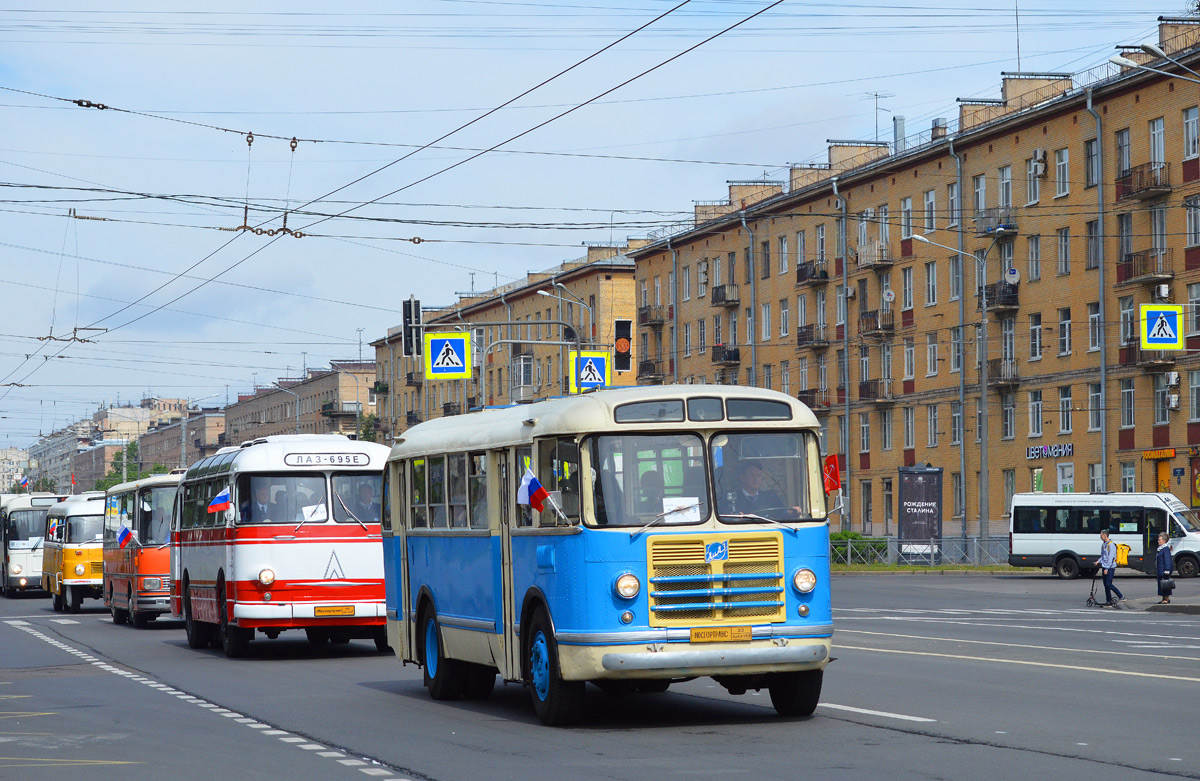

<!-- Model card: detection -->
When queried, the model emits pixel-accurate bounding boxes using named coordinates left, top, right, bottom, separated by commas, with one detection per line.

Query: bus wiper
left=333, top=489, right=369, bottom=531
left=629, top=502, right=701, bottom=539
left=293, top=499, right=326, bottom=532
left=720, top=512, right=799, bottom=535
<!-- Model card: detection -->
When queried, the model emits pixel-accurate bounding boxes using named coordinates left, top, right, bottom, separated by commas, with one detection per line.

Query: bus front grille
left=89, top=562, right=103, bottom=577
left=646, top=533, right=785, bottom=627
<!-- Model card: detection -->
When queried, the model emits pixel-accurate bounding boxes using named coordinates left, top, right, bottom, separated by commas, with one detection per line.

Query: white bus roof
left=1, top=493, right=66, bottom=512
left=106, top=472, right=183, bottom=497
left=1011, top=492, right=1187, bottom=509
left=183, top=434, right=390, bottom=481
left=390, top=384, right=821, bottom=460
left=47, top=493, right=106, bottom=518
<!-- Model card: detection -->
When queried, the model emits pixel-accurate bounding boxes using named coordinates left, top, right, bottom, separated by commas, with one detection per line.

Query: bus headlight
left=792, top=568, right=817, bottom=593
left=614, top=573, right=640, bottom=599
left=10, top=563, right=21, bottom=575
left=74, top=564, right=86, bottom=576
left=258, top=568, right=276, bottom=586
left=142, top=578, right=161, bottom=590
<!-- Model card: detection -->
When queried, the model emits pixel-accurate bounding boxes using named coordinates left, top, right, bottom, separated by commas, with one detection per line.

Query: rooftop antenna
left=1014, top=0, right=1022, bottom=71
left=858, top=91, right=894, bottom=142
left=357, top=328, right=364, bottom=363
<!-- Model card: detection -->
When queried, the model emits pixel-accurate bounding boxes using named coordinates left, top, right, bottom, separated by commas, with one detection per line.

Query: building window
left=781, top=360, right=790, bottom=395
left=761, top=303, right=771, bottom=342
left=950, top=326, right=963, bottom=373
left=817, top=354, right=827, bottom=391
left=761, top=240, right=771, bottom=280
left=1056, top=227, right=1070, bottom=275
left=926, top=332, right=939, bottom=377
left=835, top=286, right=846, bottom=326
left=1187, top=197, right=1200, bottom=247
left=926, top=404, right=939, bottom=447
left=878, top=206, right=889, bottom=244
left=1115, top=127, right=1131, bottom=175
left=973, top=173, right=986, bottom=215
left=815, top=289, right=826, bottom=330
left=1150, top=116, right=1166, bottom=164
left=816, top=224, right=826, bottom=262
left=1084, top=138, right=1099, bottom=188
left=745, top=307, right=754, bottom=343
left=901, top=197, right=913, bottom=238
left=1186, top=106, right=1200, bottom=160
left=836, top=350, right=846, bottom=391
left=881, top=342, right=892, bottom=380
left=1085, top=220, right=1099, bottom=270
left=952, top=472, right=964, bottom=519
left=763, top=364, right=773, bottom=390
left=1120, top=379, right=1135, bottom=428
left=1117, top=212, right=1133, bottom=261
left=683, top=323, right=692, bottom=356
left=903, top=338, right=915, bottom=380
left=859, top=345, right=870, bottom=383
left=1154, top=373, right=1170, bottom=425
left=1121, top=461, right=1135, bottom=492
left=923, top=189, right=936, bottom=232
left=1004, top=469, right=1017, bottom=511
left=949, top=254, right=961, bottom=301
left=1088, top=302, right=1100, bottom=351
left=903, top=407, right=915, bottom=449
left=951, top=401, right=963, bottom=445
left=1054, top=147, right=1069, bottom=196
left=901, top=267, right=914, bottom=311
left=1058, top=386, right=1073, bottom=434
left=698, top=319, right=707, bottom=352
left=1029, top=313, right=1042, bottom=360
left=924, top=261, right=937, bottom=306
left=1057, top=308, right=1071, bottom=356
left=880, top=408, right=893, bottom=451
left=1026, top=156, right=1040, bottom=204
left=1002, top=392, right=1015, bottom=439
left=1027, top=235, right=1041, bottom=281
left=947, top=182, right=960, bottom=226
left=1029, top=390, right=1043, bottom=436
left=1120, top=296, right=1136, bottom=344
left=778, top=235, right=789, bottom=275
left=860, top=412, right=870, bottom=453
left=682, top=266, right=691, bottom=301
left=998, top=165, right=1012, bottom=210
left=860, top=480, right=873, bottom=534
left=779, top=298, right=789, bottom=338
left=1192, top=371, right=1200, bottom=422
left=1088, top=383, right=1102, bottom=431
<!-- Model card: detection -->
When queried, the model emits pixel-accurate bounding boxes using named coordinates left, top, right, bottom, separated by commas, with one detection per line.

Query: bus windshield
left=589, top=433, right=709, bottom=527
left=8, top=509, right=48, bottom=542
left=66, top=515, right=103, bottom=543
left=712, top=431, right=816, bottom=523
left=1176, top=509, right=1200, bottom=532
left=139, top=486, right=175, bottom=544
left=332, top=473, right=382, bottom=524
left=238, top=474, right=328, bottom=524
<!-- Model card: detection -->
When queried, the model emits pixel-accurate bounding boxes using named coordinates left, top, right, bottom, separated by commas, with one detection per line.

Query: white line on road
left=2, top=620, right=29, bottom=626
left=819, top=703, right=936, bottom=723
left=838, top=628, right=1200, bottom=662
left=48, top=619, right=79, bottom=624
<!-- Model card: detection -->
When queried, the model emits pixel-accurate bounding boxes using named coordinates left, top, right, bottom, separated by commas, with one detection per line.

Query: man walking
left=1098, top=529, right=1124, bottom=606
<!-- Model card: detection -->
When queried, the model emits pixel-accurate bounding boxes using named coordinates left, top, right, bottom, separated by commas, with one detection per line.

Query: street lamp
left=180, top=393, right=219, bottom=469
left=1109, top=52, right=1200, bottom=85
left=273, top=383, right=300, bottom=435
left=913, top=232, right=1002, bottom=544
left=538, top=285, right=594, bottom=344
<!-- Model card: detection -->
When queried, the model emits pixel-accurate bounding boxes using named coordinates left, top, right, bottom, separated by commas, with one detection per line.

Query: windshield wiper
left=719, top=512, right=800, bottom=535
left=333, top=490, right=369, bottom=531
left=293, top=498, right=327, bottom=532
left=629, top=502, right=701, bottom=539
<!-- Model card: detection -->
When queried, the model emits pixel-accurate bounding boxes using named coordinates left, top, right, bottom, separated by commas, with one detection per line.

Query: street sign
left=423, top=332, right=472, bottom=380
left=1139, top=304, right=1184, bottom=350
left=569, top=350, right=610, bottom=393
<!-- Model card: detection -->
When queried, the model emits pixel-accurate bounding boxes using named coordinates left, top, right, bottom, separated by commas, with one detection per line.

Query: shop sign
left=1142, top=448, right=1176, bottom=461
left=1026, top=443, right=1073, bottom=460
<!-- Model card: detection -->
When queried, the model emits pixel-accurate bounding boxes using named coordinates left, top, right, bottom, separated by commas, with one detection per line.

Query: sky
left=0, top=0, right=1186, bottom=447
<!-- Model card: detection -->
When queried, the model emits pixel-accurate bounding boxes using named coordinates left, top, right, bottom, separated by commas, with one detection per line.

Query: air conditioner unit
left=1033, top=161, right=1048, bottom=178
left=1155, top=284, right=1171, bottom=300
left=1169, top=394, right=1181, bottom=411
left=845, top=288, right=856, bottom=299
left=698, top=270, right=708, bottom=284
left=1166, top=371, right=1181, bottom=387
left=698, top=260, right=708, bottom=271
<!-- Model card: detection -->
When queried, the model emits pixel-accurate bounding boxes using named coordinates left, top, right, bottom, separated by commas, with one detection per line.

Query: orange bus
left=104, top=473, right=181, bottom=627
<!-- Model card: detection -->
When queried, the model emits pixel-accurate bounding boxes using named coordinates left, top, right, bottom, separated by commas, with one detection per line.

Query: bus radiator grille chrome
left=646, top=533, right=786, bottom=627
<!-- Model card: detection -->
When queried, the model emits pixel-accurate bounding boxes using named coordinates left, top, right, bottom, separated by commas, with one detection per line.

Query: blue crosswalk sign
left=1140, top=304, right=1184, bottom=350
left=423, top=332, right=472, bottom=379
left=569, top=350, right=610, bottom=392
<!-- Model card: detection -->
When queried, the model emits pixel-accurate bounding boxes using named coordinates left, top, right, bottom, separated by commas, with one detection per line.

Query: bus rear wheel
left=183, top=582, right=215, bottom=649
left=51, top=587, right=63, bottom=612
left=422, top=610, right=464, bottom=700
left=527, top=608, right=584, bottom=726
left=768, top=669, right=823, bottom=717
left=372, top=627, right=391, bottom=653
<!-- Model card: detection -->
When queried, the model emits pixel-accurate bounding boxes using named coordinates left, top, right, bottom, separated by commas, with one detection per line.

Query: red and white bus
left=171, top=435, right=391, bottom=657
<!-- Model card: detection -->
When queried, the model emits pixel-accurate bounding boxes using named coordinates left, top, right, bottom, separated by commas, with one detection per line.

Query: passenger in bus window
left=355, top=482, right=380, bottom=520
left=638, top=469, right=665, bottom=516
left=719, top=461, right=787, bottom=516
left=242, top=482, right=275, bottom=522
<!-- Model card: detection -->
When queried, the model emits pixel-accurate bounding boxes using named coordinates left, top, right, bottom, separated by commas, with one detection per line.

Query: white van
left=1008, top=492, right=1200, bottom=578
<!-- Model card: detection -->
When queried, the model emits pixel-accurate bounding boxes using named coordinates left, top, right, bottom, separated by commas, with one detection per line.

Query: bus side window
left=1147, top=508, right=1167, bottom=540
left=1110, top=507, right=1142, bottom=535
left=448, top=454, right=468, bottom=529
left=427, top=456, right=447, bottom=528
left=1014, top=507, right=1046, bottom=533
left=468, top=453, right=487, bottom=530
left=1075, top=509, right=1103, bottom=535
left=537, top=437, right=580, bottom=526
left=1054, top=509, right=1074, bottom=533
left=409, top=459, right=428, bottom=529
left=381, top=469, right=393, bottom=532
left=516, top=447, right=533, bottom=527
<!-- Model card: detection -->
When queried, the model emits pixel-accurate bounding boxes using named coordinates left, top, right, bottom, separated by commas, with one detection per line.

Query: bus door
left=389, top=464, right=413, bottom=662
left=496, top=449, right=519, bottom=680
left=1144, top=507, right=1168, bottom=575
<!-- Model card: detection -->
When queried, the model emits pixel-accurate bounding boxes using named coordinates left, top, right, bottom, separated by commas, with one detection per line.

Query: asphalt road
left=1, top=573, right=1196, bottom=780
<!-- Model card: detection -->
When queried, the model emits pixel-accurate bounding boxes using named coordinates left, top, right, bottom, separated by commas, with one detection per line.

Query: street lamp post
left=273, top=383, right=300, bottom=435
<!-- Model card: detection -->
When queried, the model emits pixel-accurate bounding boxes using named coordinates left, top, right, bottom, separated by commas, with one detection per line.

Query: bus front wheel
left=1176, top=555, right=1199, bottom=579
left=768, top=669, right=823, bottom=717
left=218, top=578, right=251, bottom=658
left=1054, top=557, right=1081, bottom=579
left=527, top=608, right=584, bottom=726
left=66, top=585, right=82, bottom=613
left=421, top=609, right=464, bottom=700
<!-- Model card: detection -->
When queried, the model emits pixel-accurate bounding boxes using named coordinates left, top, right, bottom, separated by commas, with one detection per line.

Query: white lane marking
left=299, top=744, right=325, bottom=750
left=837, top=616, right=1200, bottom=644
left=280, top=736, right=306, bottom=743
left=262, top=730, right=289, bottom=736
left=838, top=628, right=1200, bottom=662
left=838, top=644, right=1200, bottom=683
left=359, top=770, right=392, bottom=777
left=48, top=619, right=79, bottom=624
left=339, top=760, right=368, bottom=767
left=818, top=703, right=936, bottom=723
left=320, top=752, right=347, bottom=758
left=2, top=620, right=28, bottom=625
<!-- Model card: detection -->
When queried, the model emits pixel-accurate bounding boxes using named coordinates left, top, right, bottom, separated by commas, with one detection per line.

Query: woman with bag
left=1156, top=531, right=1175, bottom=605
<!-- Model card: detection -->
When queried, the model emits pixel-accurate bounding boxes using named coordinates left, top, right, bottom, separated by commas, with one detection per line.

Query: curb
left=1146, top=603, right=1200, bottom=615
left=832, top=570, right=1039, bottom=577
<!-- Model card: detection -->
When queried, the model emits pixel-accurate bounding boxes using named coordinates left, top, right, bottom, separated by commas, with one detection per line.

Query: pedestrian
left=1098, top=529, right=1124, bottom=606
left=1156, top=531, right=1174, bottom=605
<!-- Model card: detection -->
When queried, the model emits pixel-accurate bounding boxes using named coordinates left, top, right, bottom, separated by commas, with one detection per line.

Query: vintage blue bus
left=383, top=385, right=831, bottom=725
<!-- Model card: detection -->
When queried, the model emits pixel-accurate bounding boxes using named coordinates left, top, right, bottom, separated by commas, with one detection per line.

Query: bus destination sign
left=284, top=453, right=371, bottom=467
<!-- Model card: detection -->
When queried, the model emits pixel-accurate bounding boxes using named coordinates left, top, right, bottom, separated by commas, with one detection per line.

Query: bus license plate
left=314, top=606, right=355, bottom=617
left=690, top=626, right=752, bottom=643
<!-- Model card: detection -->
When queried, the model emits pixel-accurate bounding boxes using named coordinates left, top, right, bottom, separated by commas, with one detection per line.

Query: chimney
left=893, top=115, right=906, bottom=152
left=931, top=118, right=949, bottom=140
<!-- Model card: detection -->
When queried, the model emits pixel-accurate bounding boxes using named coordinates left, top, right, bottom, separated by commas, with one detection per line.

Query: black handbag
left=1161, top=576, right=1176, bottom=592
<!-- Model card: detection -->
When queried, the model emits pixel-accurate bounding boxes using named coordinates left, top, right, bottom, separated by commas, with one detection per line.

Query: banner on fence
left=898, top=466, right=943, bottom=565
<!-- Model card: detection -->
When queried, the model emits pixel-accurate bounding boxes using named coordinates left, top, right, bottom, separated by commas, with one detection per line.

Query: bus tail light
left=258, top=568, right=276, bottom=586
left=792, top=568, right=816, bottom=593
left=614, top=573, right=640, bottom=599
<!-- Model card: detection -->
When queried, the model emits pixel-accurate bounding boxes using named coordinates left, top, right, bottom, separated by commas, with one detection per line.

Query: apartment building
left=628, top=16, right=1200, bottom=537
left=0, top=448, right=29, bottom=490
left=138, top=410, right=226, bottom=470
left=373, top=246, right=637, bottom=444
left=27, top=420, right=90, bottom=493
left=224, top=361, right=376, bottom=443
left=72, top=441, right=127, bottom=492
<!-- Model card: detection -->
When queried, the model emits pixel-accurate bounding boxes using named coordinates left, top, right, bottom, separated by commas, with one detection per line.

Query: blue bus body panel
left=406, top=535, right=496, bottom=629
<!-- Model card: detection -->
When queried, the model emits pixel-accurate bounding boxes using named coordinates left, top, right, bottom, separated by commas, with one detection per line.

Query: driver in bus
left=719, top=460, right=791, bottom=516
left=242, top=482, right=276, bottom=522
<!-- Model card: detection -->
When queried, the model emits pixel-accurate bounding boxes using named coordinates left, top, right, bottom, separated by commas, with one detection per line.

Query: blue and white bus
left=383, top=385, right=831, bottom=725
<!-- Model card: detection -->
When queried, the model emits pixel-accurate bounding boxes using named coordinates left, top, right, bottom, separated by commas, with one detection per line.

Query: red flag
left=70, top=473, right=77, bottom=486
left=822, top=455, right=841, bottom=495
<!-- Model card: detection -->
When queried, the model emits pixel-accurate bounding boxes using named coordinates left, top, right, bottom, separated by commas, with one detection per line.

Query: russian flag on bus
left=517, top=469, right=549, bottom=513
left=16, top=475, right=27, bottom=488
left=117, top=526, right=133, bottom=549
left=207, top=486, right=231, bottom=514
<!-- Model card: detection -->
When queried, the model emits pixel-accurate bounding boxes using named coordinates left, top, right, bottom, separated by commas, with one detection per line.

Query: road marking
left=339, top=759, right=368, bottom=766
left=48, top=619, right=78, bottom=625
left=359, top=770, right=392, bottom=777
left=838, top=644, right=1200, bottom=683
left=0, top=712, right=56, bottom=720
left=819, top=703, right=935, bottom=723
left=1, top=621, right=28, bottom=626
left=837, top=628, right=1200, bottom=662
left=0, top=757, right=141, bottom=767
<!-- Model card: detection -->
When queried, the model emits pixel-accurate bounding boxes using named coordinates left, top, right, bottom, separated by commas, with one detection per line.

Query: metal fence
left=831, top=536, right=1011, bottom=566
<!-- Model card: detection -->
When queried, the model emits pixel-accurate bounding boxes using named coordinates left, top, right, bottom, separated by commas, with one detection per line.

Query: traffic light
left=402, top=298, right=422, bottom=357
left=613, top=318, right=632, bottom=372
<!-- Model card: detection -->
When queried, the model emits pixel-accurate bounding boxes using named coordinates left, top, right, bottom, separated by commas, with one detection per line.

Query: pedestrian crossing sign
left=423, top=332, right=472, bottom=379
left=1139, top=304, right=1184, bottom=350
left=569, top=350, right=610, bottom=393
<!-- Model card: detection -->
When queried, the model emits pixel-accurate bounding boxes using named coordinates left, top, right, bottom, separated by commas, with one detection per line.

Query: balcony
left=796, top=324, right=830, bottom=349
left=637, top=359, right=665, bottom=382
left=1116, top=248, right=1173, bottom=286
left=978, top=280, right=1019, bottom=313
left=858, top=309, right=894, bottom=337
left=372, top=381, right=388, bottom=394
left=857, top=378, right=894, bottom=404
left=442, top=403, right=462, bottom=417
left=711, top=346, right=741, bottom=366
left=796, top=260, right=829, bottom=286
left=405, top=371, right=422, bottom=387
left=974, top=207, right=1018, bottom=238
left=511, top=342, right=532, bottom=356
left=855, top=241, right=894, bottom=270
left=1117, top=162, right=1171, bottom=201
left=405, top=412, right=421, bottom=427
left=711, top=284, right=740, bottom=307
left=320, top=401, right=360, bottom=418
left=986, top=358, right=1019, bottom=387
left=1120, top=342, right=1177, bottom=369
left=638, top=305, right=667, bottom=327
left=796, top=388, right=831, bottom=411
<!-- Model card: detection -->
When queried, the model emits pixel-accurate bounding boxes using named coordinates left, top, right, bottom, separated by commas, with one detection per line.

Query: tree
left=9, top=476, right=56, bottom=494
left=358, top=413, right=379, bottom=443
left=93, top=442, right=170, bottom=492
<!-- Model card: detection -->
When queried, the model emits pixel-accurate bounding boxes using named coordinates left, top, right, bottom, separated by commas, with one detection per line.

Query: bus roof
left=1, top=493, right=66, bottom=512
left=1011, top=492, right=1183, bottom=505
left=106, top=472, right=183, bottom=496
left=47, top=493, right=106, bottom=518
left=183, top=434, right=390, bottom=481
left=390, top=384, right=820, bottom=459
